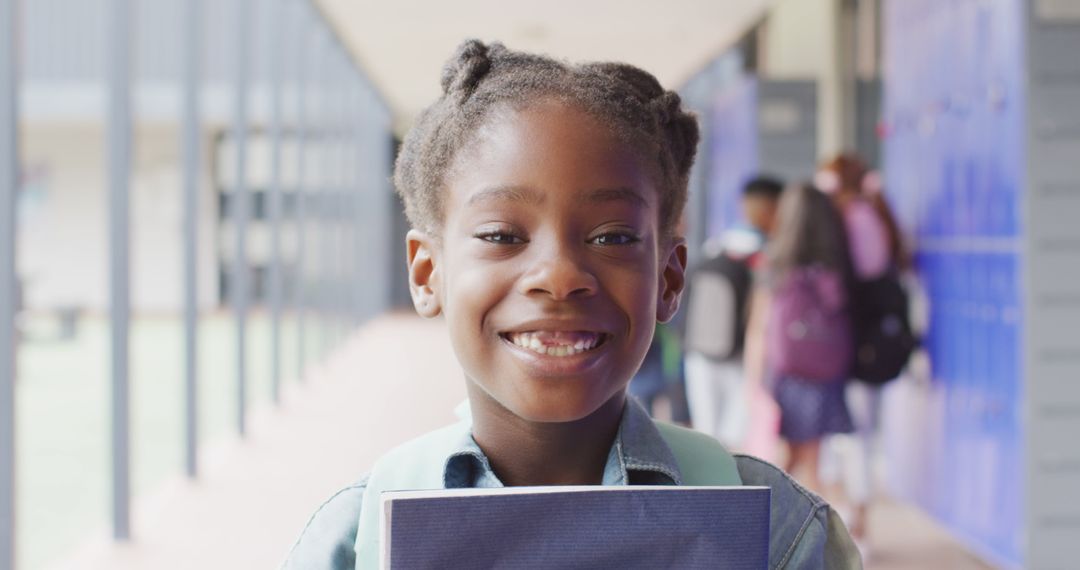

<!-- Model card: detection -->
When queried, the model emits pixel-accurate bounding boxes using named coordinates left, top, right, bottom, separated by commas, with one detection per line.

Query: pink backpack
left=767, top=266, right=853, bottom=383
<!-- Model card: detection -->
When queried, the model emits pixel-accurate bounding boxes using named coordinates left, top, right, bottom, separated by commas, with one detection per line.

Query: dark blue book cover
left=380, top=486, right=770, bottom=569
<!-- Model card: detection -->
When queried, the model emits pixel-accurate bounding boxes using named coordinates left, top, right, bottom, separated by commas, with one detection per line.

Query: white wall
left=19, top=123, right=219, bottom=313
left=761, top=0, right=852, bottom=158
left=761, top=0, right=832, bottom=78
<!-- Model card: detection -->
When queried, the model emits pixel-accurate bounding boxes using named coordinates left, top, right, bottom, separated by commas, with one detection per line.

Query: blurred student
left=817, top=155, right=915, bottom=543
left=744, top=182, right=856, bottom=494
left=628, top=322, right=686, bottom=422
left=683, top=176, right=783, bottom=446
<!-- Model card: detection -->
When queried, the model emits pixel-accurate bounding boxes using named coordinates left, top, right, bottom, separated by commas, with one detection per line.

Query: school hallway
left=43, top=314, right=994, bottom=570
left=5, top=0, right=1078, bottom=569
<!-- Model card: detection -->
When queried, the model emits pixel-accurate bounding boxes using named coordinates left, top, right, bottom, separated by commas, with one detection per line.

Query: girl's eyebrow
left=466, top=185, right=544, bottom=207
left=465, top=185, right=649, bottom=208
left=584, top=187, right=648, bottom=208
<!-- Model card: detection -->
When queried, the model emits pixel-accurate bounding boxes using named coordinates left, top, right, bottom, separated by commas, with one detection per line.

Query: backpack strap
left=354, top=423, right=466, bottom=569
left=654, top=421, right=743, bottom=486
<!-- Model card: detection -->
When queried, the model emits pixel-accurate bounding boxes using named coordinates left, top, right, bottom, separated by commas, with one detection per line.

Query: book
left=380, top=485, right=771, bottom=569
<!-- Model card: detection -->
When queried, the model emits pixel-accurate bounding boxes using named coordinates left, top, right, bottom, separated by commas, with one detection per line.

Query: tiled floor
left=46, top=313, right=997, bottom=570
left=863, top=499, right=995, bottom=570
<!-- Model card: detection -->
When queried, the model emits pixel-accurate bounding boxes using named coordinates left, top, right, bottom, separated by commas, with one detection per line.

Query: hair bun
left=440, top=39, right=498, bottom=99
left=652, top=91, right=698, bottom=177
left=650, top=91, right=683, bottom=126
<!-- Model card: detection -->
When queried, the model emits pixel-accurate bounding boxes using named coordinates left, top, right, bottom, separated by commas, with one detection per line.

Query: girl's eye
left=476, top=231, right=525, bottom=245
left=590, top=232, right=640, bottom=246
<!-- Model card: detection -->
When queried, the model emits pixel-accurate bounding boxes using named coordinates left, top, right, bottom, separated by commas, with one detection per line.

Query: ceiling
left=315, top=0, right=773, bottom=131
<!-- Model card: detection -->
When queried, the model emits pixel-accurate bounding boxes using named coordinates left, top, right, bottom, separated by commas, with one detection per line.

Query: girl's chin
left=465, top=373, right=627, bottom=425
left=512, top=407, right=597, bottom=424
left=502, top=391, right=626, bottom=424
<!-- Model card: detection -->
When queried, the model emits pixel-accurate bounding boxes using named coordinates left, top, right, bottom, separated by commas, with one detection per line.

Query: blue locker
left=883, top=0, right=1025, bottom=564
left=706, top=76, right=758, bottom=239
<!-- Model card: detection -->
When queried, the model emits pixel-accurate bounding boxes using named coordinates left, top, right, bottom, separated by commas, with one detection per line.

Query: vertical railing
left=352, top=75, right=367, bottom=320
left=315, top=32, right=330, bottom=362
left=6, top=1, right=395, bottom=564
left=106, top=0, right=133, bottom=542
left=347, top=77, right=360, bottom=328
left=332, top=66, right=343, bottom=337
left=181, top=0, right=201, bottom=479
left=231, top=0, right=252, bottom=437
left=0, top=0, right=18, bottom=567
left=294, top=0, right=310, bottom=383
left=268, top=0, right=285, bottom=405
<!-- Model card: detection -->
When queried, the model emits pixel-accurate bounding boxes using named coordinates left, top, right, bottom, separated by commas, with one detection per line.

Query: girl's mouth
left=500, top=331, right=609, bottom=357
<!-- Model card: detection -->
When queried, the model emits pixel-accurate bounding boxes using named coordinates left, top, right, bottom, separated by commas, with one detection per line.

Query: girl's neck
left=467, top=387, right=625, bottom=487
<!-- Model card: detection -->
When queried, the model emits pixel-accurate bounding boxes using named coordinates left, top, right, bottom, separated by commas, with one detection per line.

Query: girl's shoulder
left=281, top=474, right=369, bottom=570
left=732, top=454, right=862, bottom=568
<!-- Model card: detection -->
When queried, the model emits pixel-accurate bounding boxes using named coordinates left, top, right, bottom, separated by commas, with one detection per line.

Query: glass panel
left=17, top=123, right=111, bottom=570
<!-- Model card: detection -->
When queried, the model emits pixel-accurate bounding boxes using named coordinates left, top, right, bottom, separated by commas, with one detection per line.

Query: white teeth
left=506, top=332, right=603, bottom=357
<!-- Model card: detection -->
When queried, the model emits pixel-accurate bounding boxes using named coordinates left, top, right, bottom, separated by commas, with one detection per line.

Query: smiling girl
left=283, top=40, right=860, bottom=569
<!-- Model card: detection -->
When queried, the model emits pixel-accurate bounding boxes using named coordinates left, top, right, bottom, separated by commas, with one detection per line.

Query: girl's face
left=406, top=100, right=686, bottom=423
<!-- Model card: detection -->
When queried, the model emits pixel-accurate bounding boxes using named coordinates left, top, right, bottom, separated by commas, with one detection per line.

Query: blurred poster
left=18, top=162, right=50, bottom=225
left=1036, top=0, right=1080, bottom=21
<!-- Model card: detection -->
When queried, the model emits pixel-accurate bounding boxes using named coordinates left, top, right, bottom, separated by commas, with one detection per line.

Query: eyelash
left=475, top=231, right=525, bottom=245
left=473, top=230, right=641, bottom=246
left=590, top=231, right=641, bottom=246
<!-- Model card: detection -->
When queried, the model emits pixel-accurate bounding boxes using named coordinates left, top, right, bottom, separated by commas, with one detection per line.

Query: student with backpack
left=817, top=155, right=915, bottom=547
left=743, top=182, right=856, bottom=495
left=683, top=176, right=783, bottom=446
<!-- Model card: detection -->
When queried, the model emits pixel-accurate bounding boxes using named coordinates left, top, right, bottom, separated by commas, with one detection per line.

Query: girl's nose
left=518, top=245, right=598, bottom=301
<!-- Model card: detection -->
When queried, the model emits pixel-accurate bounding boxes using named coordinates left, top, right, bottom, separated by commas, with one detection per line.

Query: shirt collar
left=441, top=397, right=682, bottom=489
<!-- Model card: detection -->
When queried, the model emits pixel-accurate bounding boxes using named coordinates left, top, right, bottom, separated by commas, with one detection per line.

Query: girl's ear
left=656, top=237, right=688, bottom=323
left=406, top=229, right=443, bottom=318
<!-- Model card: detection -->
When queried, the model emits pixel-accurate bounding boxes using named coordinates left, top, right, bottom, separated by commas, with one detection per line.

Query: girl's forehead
left=474, top=99, right=621, bottom=148
left=459, top=184, right=651, bottom=213
left=449, top=102, right=661, bottom=193
left=448, top=134, right=657, bottom=211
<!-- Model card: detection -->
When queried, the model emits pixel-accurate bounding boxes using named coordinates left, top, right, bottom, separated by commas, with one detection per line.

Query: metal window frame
left=1, top=0, right=393, bottom=560
left=106, top=0, right=133, bottom=542
left=1, top=0, right=19, bottom=566
left=268, top=0, right=286, bottom=404
left=232, top=0, right=252, bottom=437
left=182, top=0, right=202, bottom=480
left=294, top=0, right=310, bottom=382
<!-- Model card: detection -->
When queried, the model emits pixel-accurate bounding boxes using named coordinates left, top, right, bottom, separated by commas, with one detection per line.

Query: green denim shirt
left=282, top=398, right=861, bottom=569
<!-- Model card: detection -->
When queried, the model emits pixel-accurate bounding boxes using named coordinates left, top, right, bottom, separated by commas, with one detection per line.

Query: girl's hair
left=767, top=182, right=852, bottom=279
left=820, top=153, right=867, bottom=195
left=393, top=40, right=699, bottom=238
left=820, top=153, right=909, bottom=269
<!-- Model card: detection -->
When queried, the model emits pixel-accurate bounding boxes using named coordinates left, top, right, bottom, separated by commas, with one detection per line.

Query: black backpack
left=850, top=272, right=917, bottom=384
left=683, top=252, right=753, bottom=362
